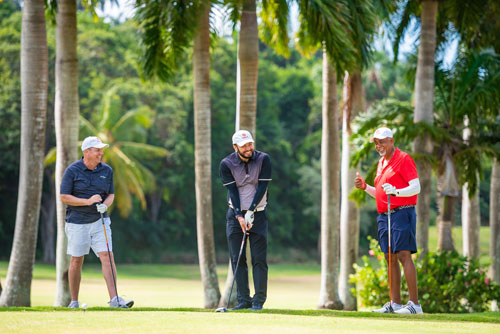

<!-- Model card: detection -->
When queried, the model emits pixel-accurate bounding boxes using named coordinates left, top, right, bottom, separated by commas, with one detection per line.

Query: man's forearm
left=365, top=185, right=376, bottom=198
left=103, top=194, right=114, bottom=207
left=60, top=194, right=90, bottom=206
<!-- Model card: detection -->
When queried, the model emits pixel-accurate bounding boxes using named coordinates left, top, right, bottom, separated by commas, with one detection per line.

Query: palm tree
left=135, top=0, right=221, bottom=308
left=412, top=0, right=438, bottom=256
left=53, top=0, right=80, bottom=307
left=490, top=158, right=500, bottom=287
left=0, top=0, right=48, bottom=306
left=193, top=3, right=221, bottom=308
left=338, top=0, right=388, bottom=310
left=461, top=120, right=480, bottom=258
left=235, top=0, right=258, bottom=136
left=295, top=0, right=362, bottom=310
left=339, top=71, right=363, bottom=310
left=80, top=86, right=168, bottom=217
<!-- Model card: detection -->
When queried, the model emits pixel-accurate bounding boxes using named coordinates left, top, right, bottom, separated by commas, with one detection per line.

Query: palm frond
left=297, top=0, right=357, bottom=74
left=116, top=141, right=169, bottom=159
left=392, top=0, right=419, bottom=62
left=44, top=146, right=57, bottom=167
left=259, top=0, right=290, bottom=57
left=135, top=0, right=202, bottom=81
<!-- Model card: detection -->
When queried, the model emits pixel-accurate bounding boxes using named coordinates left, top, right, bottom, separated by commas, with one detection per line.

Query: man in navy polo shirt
left=60, top=136, right=133, bottom=309
left=219, top=130, right=272, bottom=311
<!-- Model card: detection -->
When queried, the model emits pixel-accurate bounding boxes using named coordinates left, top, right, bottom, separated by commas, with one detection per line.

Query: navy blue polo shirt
left=60, top=158, right=114, bottom=224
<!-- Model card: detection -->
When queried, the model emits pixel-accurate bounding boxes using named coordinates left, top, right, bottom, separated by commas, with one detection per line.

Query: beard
left=237, top=147, right=254, bottom=159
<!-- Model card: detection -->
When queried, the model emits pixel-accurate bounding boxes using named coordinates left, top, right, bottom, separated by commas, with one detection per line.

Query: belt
left=382, top=205, right=415, bottom=216
left=230, top=206, right=266, bottom=212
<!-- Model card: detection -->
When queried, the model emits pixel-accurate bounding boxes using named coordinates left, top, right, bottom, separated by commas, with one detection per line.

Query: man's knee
left=70, top=256, right=84, bottom=267
left=98, top=251, right=113, bottom=264
left=397, top=251, right=412, bottom=263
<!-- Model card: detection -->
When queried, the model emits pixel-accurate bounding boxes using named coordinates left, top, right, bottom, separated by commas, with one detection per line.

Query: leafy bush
left=350, top=237, right=500, bottom=313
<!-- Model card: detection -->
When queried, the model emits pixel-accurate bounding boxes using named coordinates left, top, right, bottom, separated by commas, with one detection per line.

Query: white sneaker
left=394, top=301, right=423, bottom=314
left=372, top=301, right=402, bottom=313
left=67, top=301, right=79, bottom=308
left=109, top=296, right=134, bottom=308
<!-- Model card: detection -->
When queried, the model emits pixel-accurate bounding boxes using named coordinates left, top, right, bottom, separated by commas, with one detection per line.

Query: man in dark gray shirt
left=219, top=130, right=272, bottom=311
left=60, top=136, right=133, bottom=309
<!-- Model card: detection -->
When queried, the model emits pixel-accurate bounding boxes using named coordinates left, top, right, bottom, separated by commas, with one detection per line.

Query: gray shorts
left=65, top=218, right=112, bottom=257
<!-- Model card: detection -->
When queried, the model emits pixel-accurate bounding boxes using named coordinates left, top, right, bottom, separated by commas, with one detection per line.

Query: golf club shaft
left=387, top=195, right=392, bottom=307
left=227, top=231, right=248, bottom=307
left=101, top=212, right=119, bottom=300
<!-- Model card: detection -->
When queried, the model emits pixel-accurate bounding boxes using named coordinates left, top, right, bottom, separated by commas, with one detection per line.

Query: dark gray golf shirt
left=219, top=151, right=272, bottom=217
left=60, top=158, right=114, bottom=224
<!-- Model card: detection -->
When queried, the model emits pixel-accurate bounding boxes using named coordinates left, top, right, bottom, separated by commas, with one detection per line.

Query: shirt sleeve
left=258, top=154, right=272, bottom=181
left=219, top=160, right=242, bottom=217
left=219, top=160, right=236, bottom=186
left=401, top=154, right=419, bottom=183
left=60, top=168, right=74, bottom=195
left=109, top=168, right=115, bottom=194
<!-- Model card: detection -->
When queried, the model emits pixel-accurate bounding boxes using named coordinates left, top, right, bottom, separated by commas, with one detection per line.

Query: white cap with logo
left=370, top=127, right=393, bottom=142
left=232, top=130, right=254, bottom=147
left=81, top=136, right=109, bottom=151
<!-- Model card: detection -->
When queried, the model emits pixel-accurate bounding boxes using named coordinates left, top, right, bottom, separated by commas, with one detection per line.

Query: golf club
left=100, top=212, right=120, bottom=306
left=387, top=195, right=392, bottom=311
left=215, top=228, right=248, bottom=312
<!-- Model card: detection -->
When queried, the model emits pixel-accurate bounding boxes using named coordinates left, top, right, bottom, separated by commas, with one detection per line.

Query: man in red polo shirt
left=355, top=127, right=423, bottom=314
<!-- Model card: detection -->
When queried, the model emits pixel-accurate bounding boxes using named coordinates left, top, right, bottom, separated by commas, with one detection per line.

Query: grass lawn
left=0, top=226, right=497, bottom=333
left=1, top=308, right=500, bottom=334
left=428, top=226, right=491, bottom=265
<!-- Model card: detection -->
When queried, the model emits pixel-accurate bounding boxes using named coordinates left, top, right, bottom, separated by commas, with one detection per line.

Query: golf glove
left=382, top=183, right=397, bottom=196
left=244, top=210, right=255, bottom=225
left=96, top=203, right=108, bottom=213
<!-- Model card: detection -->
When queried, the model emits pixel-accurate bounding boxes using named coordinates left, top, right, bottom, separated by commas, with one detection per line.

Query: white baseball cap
left=232, top=130, right=254, bottom=147
left=370, top=127, right=393, bottom=142
left=81, top=136, right=109, bottom=151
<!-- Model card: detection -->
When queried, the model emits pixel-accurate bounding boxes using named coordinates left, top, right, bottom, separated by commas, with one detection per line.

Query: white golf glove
left=244, top=210, right=255, bottom=226
left=96, top=203, right=108, bottom=213
left=382, top=183, right=397, bottom=196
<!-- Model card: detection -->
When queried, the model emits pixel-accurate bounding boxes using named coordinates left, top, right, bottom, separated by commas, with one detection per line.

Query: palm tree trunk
left=236, top=0, right=258, bottom=137
left=462, top=176, right=480, bottom=258
left=194, top=4, right=220, bottom=309
left=54, top=0, right=79, bottom=307
left=412, top=0, right=438, bottom=256
left=461, top=120, right=480, bottom=258
left=0, top=0, right=48, bottom=306
left=339, top=71, right=362, bottom=310
left=489, top=158, right=500, bottom=285
left=318, top=50, right=342, bottom=310
left=437, top=195, right=456, bottom=252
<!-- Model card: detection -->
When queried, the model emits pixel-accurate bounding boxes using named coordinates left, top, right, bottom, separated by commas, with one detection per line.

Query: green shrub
left=350, top=237, right=500, bottom=313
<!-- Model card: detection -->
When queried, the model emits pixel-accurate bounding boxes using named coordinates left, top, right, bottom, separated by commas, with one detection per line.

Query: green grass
left=2, top=262, right=500, bottom=333
left=0, top=309, right=499, bottom=334
left=428, top=226, right=491, bottom=265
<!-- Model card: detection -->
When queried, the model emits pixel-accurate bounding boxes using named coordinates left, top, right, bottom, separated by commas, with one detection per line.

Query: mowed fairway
left=1, top=310, right=500, bottom=334
left=1, top=232, right=499, bottom=334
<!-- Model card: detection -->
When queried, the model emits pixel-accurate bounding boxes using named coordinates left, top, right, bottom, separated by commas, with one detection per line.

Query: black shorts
left=377, top=207, right=417, bottom=254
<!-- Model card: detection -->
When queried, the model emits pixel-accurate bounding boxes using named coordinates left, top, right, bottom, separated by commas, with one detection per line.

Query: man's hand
left=244, top=210, right=254, bottom=230
left=87, top=194, right=102, bottom=206
left=96, top=203, right=108, bottom=213
left=354, top=172, right=367, bottom=190
left=382, top=183, right=397, bottom=196
left=237, top=216, right=249, bottom=234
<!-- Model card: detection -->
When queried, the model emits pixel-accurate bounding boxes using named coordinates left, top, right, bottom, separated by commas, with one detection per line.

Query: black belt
left=382, top=205, right=415, bottom=216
